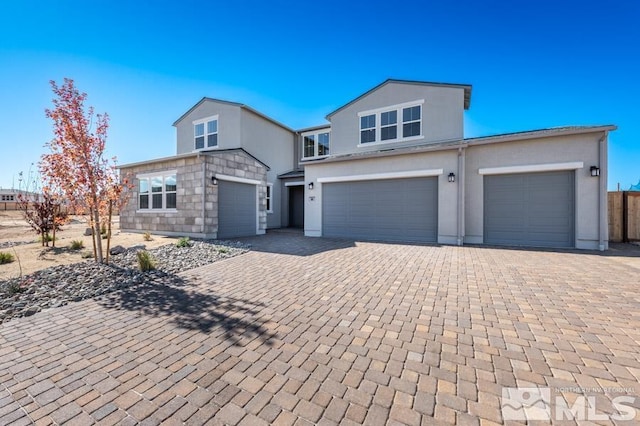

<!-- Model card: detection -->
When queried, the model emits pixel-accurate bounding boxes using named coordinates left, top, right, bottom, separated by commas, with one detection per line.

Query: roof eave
left=465, top=125, right=617, bottom=146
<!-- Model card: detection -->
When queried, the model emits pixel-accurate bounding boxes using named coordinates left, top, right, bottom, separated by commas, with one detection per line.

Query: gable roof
left=326, top=79, right=473, bottom=119
left=172, top=97, right=295, bottom=133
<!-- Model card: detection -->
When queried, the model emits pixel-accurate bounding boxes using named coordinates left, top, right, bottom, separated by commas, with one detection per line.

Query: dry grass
left=0, top=211, right=179, bottom=280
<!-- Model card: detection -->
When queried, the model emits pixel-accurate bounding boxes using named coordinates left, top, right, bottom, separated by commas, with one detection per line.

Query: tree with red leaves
left=41, top=78, right=131, bottom=263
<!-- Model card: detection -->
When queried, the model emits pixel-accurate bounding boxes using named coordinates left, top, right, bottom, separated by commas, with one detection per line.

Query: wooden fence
left=609, top=191, right=640, bottom=242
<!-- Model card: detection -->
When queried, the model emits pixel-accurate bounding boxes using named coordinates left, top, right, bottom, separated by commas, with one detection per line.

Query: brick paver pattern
left=1, top=232, right=639, bottom=425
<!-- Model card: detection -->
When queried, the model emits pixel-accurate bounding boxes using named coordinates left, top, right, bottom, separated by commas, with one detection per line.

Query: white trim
left=136, top=209, right=178, bottom=214
left=317, top=169, right=443, bottom=184
left=215, top=174, right=261, bottom=185
left=193, top=114, right=219, bottom=150
left=284, top=181, right=305, bottom=187
left=356, top=135, right=423, bottom=148
left=266, top=183, right=273, bottom=213
left=478, top=162, right=584, bottom=175
left=301, top=129, right=331, bottom=160
left=357, top=99, right=425, bottom=117
left=137, top=169, right=177, bottom=179
left=358, top=100, right=424, bottom=145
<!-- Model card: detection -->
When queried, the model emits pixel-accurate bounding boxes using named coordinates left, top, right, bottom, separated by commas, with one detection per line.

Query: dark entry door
left=288, top=186, right=304, bottom=228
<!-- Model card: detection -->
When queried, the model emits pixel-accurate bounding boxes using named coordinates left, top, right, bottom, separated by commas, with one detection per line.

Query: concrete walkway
left=1, top=232, right=639, bottom=425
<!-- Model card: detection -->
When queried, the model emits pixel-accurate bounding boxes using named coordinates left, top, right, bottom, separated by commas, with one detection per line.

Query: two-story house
left=119, top=79, right=615, bottom=250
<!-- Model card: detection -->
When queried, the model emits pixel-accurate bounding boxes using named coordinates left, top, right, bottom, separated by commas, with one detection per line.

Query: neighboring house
left=119, top=79, right=615, bottom=250
left=0, top=189, right=41, bottom=211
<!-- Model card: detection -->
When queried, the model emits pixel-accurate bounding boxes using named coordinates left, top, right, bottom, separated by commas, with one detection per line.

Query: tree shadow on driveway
left=97, top=270, right=276, bottom=346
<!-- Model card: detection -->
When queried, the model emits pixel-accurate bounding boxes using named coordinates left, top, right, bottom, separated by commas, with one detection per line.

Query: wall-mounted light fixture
left=308, top=182, right=314, bottom=190
left=590, top=166, right=600, bottom=177
left=211, top=176, right=218, bottom=185
left=448, top=172, right=456, bottom=183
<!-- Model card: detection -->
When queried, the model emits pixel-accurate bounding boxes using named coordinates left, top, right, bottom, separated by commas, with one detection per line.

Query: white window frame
left=266, top=183, right=273, bottom=213
left=193, top=115, right=219, bottom=151
left=301, top=129, right=331, bottom=160
left=137, top=170, right=178, bottom=212
left=357, top=99, right=424, bottom=147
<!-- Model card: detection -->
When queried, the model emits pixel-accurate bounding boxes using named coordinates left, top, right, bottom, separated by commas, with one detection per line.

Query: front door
left=288, top=185, right=304, bottom=228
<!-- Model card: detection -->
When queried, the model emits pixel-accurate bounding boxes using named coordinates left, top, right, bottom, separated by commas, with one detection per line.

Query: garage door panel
left=218, top=180, right=256, bottom=239
left=484, top=171, right=574, bottom=248
left=323, top=177, right=438, bottom=243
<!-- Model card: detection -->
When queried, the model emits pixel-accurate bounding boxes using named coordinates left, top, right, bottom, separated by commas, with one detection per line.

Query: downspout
left=598, top=133, right=608, bottom=251
left=201, top=154, right=206, bottom=236
left=457, top=147, right=465, bottom=246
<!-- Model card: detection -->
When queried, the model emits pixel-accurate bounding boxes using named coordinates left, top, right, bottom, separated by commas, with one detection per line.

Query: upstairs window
left=138, top=172, right=177, bottom=210
left=301, top=130, right=330, bottom=159
left=381, top=110, right=397, bottom=141
left=403, top=105, right=421, bottom=137
left=358, top=100, right=424, bottom=145
left=360, top=115, right=376, bottom=143
left=194, top=116, right=218, bottom=150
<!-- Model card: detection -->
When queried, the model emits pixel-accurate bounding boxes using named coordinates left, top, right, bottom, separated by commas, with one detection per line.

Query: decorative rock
left=84, top=227, right=93, bottom=236
left=109, top=245, right=126, bottom=255
left=0, top=240, right=249, bottom=323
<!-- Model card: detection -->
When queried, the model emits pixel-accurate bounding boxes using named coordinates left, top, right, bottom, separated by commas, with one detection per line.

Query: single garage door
left=218, top=180, right=256, bottom=239
left=484, top=170, right=574, bottom=248
left=323, top=177, right=438, bottom=243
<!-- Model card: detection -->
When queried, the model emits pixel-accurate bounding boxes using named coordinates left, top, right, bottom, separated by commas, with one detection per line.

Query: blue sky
left=0, top=0, right=638, bottom=190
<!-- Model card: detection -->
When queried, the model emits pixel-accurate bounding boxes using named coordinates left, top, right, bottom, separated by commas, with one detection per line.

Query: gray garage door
left=218, top=180, right=256, bottom=239
left=484, top=171, right=574, bottom=248
left=323, top=177, right=438, bottom=243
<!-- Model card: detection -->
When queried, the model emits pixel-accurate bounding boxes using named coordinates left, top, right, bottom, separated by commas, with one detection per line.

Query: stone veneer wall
left=204, top=151, right=268, bottom=236
left=120, top=150, right=268, bottom=238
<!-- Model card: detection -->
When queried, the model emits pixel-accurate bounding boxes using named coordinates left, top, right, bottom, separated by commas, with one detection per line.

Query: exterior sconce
left=448, top=172, right=456, bottom=183
left=211, top=176, right=218, bottom=185
left=308, top=182, right=314, bottom=190
left=590, top=166, right=600, bottom=177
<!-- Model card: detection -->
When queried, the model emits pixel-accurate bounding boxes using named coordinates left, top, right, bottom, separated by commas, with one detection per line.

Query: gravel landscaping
left=0, top=240, right=249, bottom=323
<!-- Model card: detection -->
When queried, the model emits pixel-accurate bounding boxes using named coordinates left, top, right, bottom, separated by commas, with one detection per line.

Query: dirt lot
left=0, top=211, right=178, bottom=280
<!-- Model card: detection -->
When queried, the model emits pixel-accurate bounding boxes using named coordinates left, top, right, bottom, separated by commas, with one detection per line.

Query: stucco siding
left=328, top=83, right=465, bottom=156
left=240, top=109, right=296, bottom=228
left=465, top=133, right=604, bottom=249
left=176, top=101, right=242, bottom=155
left=304, top=150, right=460, bottom=244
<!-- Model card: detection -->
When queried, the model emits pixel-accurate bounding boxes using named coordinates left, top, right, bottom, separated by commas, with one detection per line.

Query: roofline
left=304, top=139, right=467, bottom=165
left=464, top=125, right=617, bottom=145
left=172, top=97, right=295, bottom=133
left=325, top=79, right=473, bottom=119
left=118, top=148, right=271, bottom=171
left=296, top=123, right=331, bottom=133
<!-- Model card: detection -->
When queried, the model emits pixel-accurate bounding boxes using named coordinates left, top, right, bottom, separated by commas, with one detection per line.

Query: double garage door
left=484, top=171, right=575, bottom=248
left=217, top=180, right=256, bottom=239
left=322, top=177, right=438, bottom=243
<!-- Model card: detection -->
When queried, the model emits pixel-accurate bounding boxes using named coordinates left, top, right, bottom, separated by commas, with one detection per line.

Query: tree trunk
left=105, top=200, right=112, bottom=265
left=92, top=201, right=103, bottom=263
left=90, top=208, right=97, bottom=261
left=52, top=205, right=57, bottom=248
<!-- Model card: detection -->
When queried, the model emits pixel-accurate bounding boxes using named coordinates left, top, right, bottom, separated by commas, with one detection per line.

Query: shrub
left=217, top=247, right=229, bottom=254
left=0, top=252, right=14, bottom=264
left=69, top=240, right=84, bottom=250
left=176, top=237, right=191, bottom=248
left=143, top=232, right=152, bottom=241
left=137, top=250, right=156, bottom=272
left=81, top=251, right=93, bottom=259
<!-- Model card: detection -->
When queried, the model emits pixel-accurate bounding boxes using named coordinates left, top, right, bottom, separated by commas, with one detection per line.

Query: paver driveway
left=1, top=232, right=640, bottom=425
